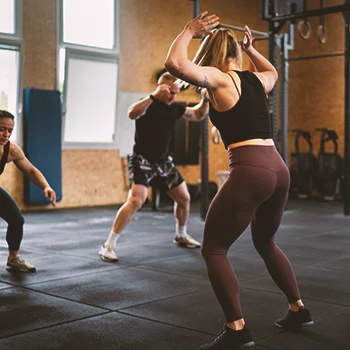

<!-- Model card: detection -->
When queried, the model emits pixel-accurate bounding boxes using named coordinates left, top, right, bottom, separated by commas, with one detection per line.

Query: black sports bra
left=209, top=70, right=272, bottom=148
left=0, top=141, right=10, bottom=175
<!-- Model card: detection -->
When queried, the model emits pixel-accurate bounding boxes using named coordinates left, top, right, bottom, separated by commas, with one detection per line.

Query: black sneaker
left=200, top=325, right=255, bottom=349
left=275, top=307, right=314, bottom=329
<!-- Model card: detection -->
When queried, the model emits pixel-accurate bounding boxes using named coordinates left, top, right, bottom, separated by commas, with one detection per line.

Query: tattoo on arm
left=202, top=76, right=211, bottom=88
left=177, top=72, right=212, bottom=88
left=183, top=111, right=193, bottom=120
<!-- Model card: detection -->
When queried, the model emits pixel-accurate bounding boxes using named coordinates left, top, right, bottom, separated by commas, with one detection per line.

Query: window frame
left=0, top=0, right=23, bottom=145
left=57, top=0, right=120, bottom=150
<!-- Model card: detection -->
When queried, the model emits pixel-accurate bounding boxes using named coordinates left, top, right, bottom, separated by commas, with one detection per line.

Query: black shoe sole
left=275, top=320, right=314, bottom=329
left=200, top=341, right=254, bottom=350
left=239, top=341, right=255, bottom=348
left=6, top=265, right=36, bottom=273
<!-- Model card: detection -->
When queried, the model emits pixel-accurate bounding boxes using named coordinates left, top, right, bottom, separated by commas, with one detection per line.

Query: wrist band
left=150, top=94, right=155, bottom=101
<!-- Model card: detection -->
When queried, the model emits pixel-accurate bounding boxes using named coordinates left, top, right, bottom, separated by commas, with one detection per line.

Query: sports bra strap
left=0, top=141, right=10, bottom=175
left=227, top=72, right=241, bottom=97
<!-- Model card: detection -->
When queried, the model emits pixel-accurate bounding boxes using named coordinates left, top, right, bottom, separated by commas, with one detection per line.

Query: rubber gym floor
left=0, top=198, right=349, bottom=350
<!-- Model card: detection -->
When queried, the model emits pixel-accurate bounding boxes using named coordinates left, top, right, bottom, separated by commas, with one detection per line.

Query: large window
left=62, top=0, right=115, bottom=49
left=0, top=49, right=20, bottom=114
left=64, top=52, right=118, bottom=143
left=0, top=0, right=15, bottom=34
left=0, top=0, right=22, bottom=143
left=58, top=0, right=119, bottom=149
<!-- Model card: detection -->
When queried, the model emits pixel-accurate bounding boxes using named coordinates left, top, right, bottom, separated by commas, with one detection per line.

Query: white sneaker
left=173, top=234, right=201, bottom=249
left=6, top=256, right=36, bottom=273
left=99, top=245, right=118, bottom=262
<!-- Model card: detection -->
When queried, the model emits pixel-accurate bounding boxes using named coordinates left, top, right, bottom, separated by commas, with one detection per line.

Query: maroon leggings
left=202, top=145, right=300, bottom=322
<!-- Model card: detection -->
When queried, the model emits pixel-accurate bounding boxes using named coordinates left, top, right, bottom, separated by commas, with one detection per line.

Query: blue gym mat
left=23, top=88, right=62, bottom=204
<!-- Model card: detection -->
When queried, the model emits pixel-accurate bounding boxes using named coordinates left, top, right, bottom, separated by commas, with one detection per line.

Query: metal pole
left=200, top=109, right=210, bottom=220
left=192, top=0, right=200, bottom=18
left=343, top=0, right=350, bottom=215
left=280, top=34, right=289, bottom=166
left=270, top=3, right=350, bottom=23
left=287, top=52, right=345, bottom=61
left=268, top=0, right=279, bottom=145
left=261, top=0, right=270, bottom=20
left=191, top=0, right=209, bottom=219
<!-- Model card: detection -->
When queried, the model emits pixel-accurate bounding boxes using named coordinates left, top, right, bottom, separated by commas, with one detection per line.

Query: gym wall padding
left=23, top=88, right=62, bottom=204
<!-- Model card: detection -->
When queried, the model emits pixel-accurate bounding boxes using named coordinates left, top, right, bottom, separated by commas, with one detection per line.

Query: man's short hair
left=158, top=72, right=176, bottom=85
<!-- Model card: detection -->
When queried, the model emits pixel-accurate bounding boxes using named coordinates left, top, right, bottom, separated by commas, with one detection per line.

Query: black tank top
left=209, top=70, right=272, bottom=148
left=0, top=141, right=10, bottom=175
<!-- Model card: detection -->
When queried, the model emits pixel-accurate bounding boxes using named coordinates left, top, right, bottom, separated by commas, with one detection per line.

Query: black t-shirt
left=133, top=99, right=186, bottom=163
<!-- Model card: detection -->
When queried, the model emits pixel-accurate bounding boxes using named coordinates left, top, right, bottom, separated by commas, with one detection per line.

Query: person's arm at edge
left=180, top=89, right=210, bottom=122
left=127, top=96, right=153, bottom=120
left=241, top=26, right=278, bottom=93
left=164, top=12, right=220, bottom=88
left=11, top=143, right=56, bottom=205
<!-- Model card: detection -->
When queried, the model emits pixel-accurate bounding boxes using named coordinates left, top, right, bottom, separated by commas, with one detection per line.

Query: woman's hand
left=200, top=88, right=210, bottom=102
left=185, top=11, right=219, bottom=39
left=240, top=25, right=254, bottom=52
left=44, top=187, right=56, bottom=206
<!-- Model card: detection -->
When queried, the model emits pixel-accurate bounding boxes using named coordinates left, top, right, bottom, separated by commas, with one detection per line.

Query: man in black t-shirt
left=99, top=72, right=210, bottom=262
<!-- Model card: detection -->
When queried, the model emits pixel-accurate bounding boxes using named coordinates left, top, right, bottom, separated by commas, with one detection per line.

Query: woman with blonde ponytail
left=165, top=11, right=313, bottom=350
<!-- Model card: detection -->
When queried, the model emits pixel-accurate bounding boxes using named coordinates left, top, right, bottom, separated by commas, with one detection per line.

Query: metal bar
left=287, top=24, right=295, bottom=50
left=192, top=0, right=200, bottom=19
left=343, top=1, right=350, bottom=215
left=280, top=34, right=289, bottom=166
left=200, top=116, right=209, bottom=220
left=287, top=51, right=345, bottom=62
left=268, top=17, right=279, bottom=144
left=261, top=0, right=270, bottom=20
left=0, top=35, right=22, bottom=47
left=191, top=0, right=210, bottom=219
left=0, top=44, right=20, bottom=51
left=270, top=4, right=350, bottom=23
left=220, top=23, right=269, bottom=37
left=253, top=36, right=269, bottom=42
left=302, top=0, right=307, bottom=13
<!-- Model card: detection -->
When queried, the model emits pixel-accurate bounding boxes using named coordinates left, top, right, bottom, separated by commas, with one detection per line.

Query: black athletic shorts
left=128, top=153, right=184, bottom=192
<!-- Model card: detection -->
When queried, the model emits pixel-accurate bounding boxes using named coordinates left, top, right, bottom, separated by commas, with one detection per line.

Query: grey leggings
left=202, top=145, right=300, bottom=322
left=0, top=186, right=24, bottom=251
